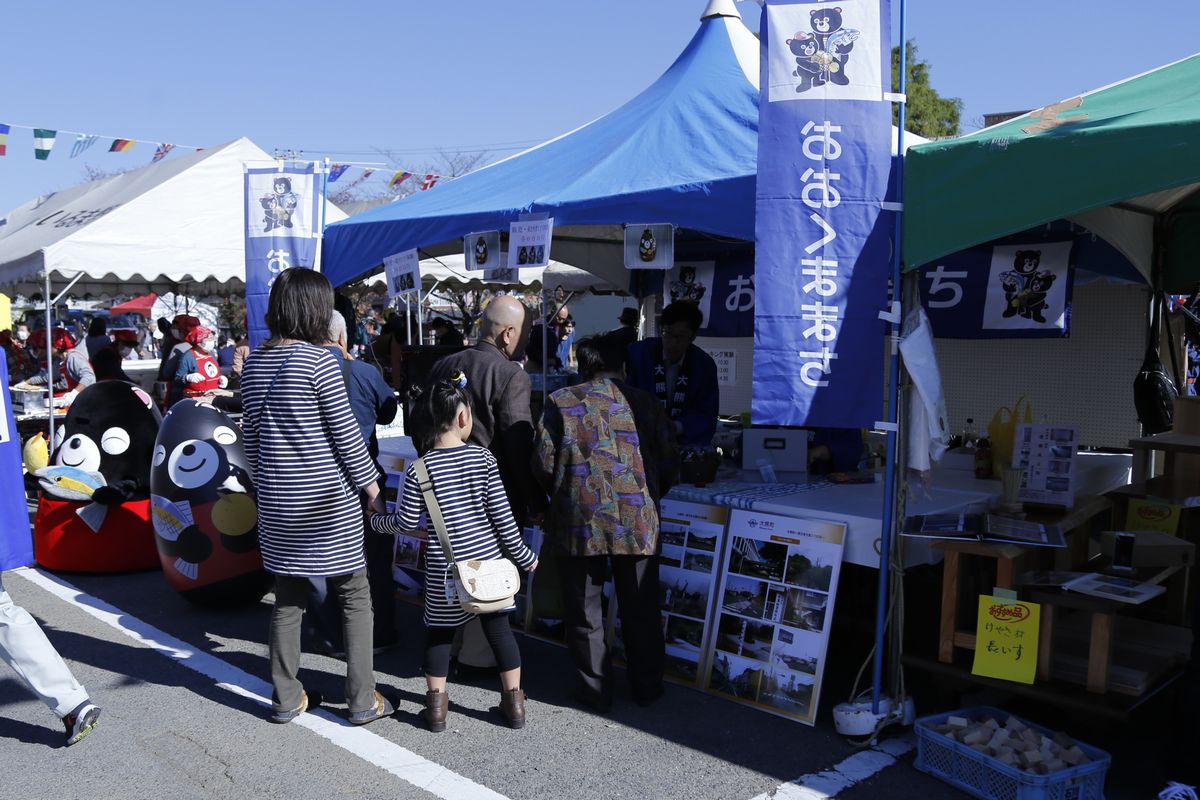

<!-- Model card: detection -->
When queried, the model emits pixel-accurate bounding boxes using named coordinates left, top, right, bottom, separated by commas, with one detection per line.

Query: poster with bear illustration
left=765, top=0, right=886, bottom=103
left=982, top=242, right=1073, bottom=331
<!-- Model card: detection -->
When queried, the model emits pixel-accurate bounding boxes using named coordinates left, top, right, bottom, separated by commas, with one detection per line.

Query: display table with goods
left=668, top=453, right=1131, bottom=569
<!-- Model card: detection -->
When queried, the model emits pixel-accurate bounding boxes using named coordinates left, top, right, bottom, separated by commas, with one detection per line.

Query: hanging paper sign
left=508, top=218, right=553, bottom=268
left=383, top=249, right=420, bottom=298
left=464, top=230, right=501, bottom=270
left=623, top=223, right=675, bottom=269
left=244, top=163, right=324, bottom=349
left=705, top=510, right=847, bottom=725
left=703, top=348, right=737, bottom=386
left=753, top=0, right=893, bottom=427
left=971, top=595, right=1040, bottom=685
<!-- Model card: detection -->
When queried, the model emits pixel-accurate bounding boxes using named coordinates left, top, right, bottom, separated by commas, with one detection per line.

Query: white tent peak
left=0, top=137, right=345, bottom=293
left=701, top=0, right=742, bottom=21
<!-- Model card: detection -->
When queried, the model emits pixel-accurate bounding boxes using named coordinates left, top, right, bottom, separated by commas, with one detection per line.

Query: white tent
left=0, top=137, right=347, bottom=296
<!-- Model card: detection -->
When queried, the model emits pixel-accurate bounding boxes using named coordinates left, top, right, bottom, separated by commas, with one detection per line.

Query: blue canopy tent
left=323, top=1, right=762, bottom=289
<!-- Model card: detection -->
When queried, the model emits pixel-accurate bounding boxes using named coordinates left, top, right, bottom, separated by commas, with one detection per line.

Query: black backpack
left=1133, top=292, right=1179, bottom=435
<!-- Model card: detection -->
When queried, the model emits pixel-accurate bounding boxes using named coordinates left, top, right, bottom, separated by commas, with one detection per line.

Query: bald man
left=427, top=296, right=545, bottom=527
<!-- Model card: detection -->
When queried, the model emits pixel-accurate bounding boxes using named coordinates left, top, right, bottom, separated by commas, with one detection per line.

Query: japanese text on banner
left=753, top=0, right=893, bottom=427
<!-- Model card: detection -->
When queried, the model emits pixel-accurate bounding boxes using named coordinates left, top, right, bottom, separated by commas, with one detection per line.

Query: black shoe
left=633, top=684, right=665, bottom=707
left=573, top=688, right=612, bottom=714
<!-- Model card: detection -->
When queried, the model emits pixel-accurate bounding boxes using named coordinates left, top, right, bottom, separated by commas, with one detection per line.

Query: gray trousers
left=0, top=574, right=89, bottom=717
left=270, top=570, right=375, bottom=714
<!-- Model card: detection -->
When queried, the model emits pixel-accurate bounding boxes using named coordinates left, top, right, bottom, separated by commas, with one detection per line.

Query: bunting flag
left=360, top=169, right=375, bottom=179
left=327, top=163, right=350, bottom=182
left=0, top=123, right=8, bottom=156
left=419, top=174, right=439, bottom=191
left=388, top=170, right=413, bottom=191
left=109, top=138, right=136, bottom=153
left=70, top=134, right=99, bottom=158
left=33, top=129, right=56, bottom=160
left=151, top=142, right=175, bottom=163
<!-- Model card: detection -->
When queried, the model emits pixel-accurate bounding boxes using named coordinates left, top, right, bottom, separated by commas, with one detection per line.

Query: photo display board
left=705, top=510, right=847, bottom=726
left=609, top=500, right=730, bottom=687
left=1013, top=423, right=1078, bottom=507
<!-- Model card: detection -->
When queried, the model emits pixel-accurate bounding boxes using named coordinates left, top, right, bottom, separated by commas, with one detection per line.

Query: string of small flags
left=0, top=121, right=200, bottom=163
left=327, top=163, right=442, bottom=192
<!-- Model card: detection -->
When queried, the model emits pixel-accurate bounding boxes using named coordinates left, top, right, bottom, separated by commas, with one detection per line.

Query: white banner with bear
left=981, top=242, right=1072, bottom=331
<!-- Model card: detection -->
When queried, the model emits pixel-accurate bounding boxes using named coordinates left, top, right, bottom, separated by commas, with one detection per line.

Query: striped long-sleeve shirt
left=240, top=342, right=378, bottom=577
left=371, top=444, right=536, bottom=627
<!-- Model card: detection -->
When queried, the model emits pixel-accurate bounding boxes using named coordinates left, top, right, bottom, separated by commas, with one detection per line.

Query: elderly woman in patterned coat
left=533, top=335, right=666, bottom=712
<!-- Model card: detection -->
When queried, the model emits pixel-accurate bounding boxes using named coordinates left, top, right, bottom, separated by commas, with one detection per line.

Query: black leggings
left=423, top=612, right=521, bottom=677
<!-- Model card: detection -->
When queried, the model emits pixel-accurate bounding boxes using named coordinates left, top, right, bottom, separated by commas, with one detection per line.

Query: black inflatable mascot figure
left=150, top=399, right=269, bottom=606
left=32, top=382, right=162, bottom=573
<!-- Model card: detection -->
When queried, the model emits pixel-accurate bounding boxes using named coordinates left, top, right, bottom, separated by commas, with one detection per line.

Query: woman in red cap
left=17, top=328, right=95, bottom=406
left=170, top=325, right=226, bottom=406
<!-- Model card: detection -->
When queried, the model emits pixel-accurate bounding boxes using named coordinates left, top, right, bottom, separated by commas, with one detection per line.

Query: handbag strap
left=1161, top=292, right=1181, bottom=386
left=414, top=457, right=456, bottom=564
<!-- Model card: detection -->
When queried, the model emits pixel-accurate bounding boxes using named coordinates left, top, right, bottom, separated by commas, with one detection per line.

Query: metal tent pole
left=44, top=271, right=54, bottom=449
left=872, top=0, right=908, bottom=716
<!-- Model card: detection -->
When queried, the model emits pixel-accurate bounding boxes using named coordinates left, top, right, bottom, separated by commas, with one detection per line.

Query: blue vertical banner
left=753, top=0, right=893, bottom=427
left=0, top=357, right=34, bottom=571
left=244, top=162, right=325, bottom=349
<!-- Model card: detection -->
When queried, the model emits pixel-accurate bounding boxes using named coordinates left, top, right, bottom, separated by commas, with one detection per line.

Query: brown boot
left=420, top=689, right=448, bottom=733
left=494, top=688, right=526, bottom=729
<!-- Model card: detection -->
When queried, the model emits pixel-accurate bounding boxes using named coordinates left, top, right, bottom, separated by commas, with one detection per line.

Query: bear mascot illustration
left=1000, top=249, right=1057, bottom=321
left=787, top=32, right=824, bottom=92
left=32, top=381, right=162, bottom=573
left=809, top=7, right=857, bottom=86
left=150, top=400, right=269, bottom=606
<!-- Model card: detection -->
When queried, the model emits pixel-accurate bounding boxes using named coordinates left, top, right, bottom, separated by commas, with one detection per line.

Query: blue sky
left=1, top=0, right=1198, bottom=214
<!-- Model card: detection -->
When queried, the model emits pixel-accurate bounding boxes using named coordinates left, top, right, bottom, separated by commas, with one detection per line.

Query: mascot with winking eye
left=30, top=381, right=162, bottom=573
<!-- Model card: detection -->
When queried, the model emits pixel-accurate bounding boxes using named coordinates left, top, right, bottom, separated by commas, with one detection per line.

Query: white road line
left=749, top=734, right=915, bottom=800
left=14, top=567, right=510, bottom=800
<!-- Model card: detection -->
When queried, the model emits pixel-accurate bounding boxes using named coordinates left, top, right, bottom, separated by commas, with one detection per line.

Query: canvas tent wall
left=322, top=0, right=761, bottom=291
left=903, top=53, right=1200, bottom=290
left=900, top=58, right=1200, bottom=446
left=0, top=137, right=347, bottom=298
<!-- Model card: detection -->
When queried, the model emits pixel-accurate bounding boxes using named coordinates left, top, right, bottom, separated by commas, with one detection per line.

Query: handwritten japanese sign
left=971, top=595, right=1040, bottom=685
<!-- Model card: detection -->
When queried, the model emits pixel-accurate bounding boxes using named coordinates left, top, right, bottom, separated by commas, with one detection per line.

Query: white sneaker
left=63, top=701, right=100, bottom=746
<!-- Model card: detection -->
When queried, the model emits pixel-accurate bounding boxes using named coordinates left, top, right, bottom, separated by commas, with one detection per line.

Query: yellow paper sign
left=971, top=596, right=1040, bottom=685
left=1126, top=498, right=1182, bottom=535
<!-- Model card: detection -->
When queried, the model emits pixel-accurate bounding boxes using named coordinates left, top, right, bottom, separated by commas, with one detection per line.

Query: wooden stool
left=933, top=539, right=1025, bottom=663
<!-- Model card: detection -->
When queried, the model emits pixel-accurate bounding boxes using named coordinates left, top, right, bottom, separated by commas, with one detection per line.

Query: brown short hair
left=265, top=268, right=334, bottom=344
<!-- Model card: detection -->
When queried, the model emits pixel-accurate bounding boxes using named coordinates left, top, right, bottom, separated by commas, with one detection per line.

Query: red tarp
left=109, top=292, right=158, bottom=316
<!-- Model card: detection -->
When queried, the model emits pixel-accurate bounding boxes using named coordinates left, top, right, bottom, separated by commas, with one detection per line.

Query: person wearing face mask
left=92, top=331, right=138, bottom=383
left=171, top=325, right=227, bottom=406
left=17, top=328, right=95, bottom=407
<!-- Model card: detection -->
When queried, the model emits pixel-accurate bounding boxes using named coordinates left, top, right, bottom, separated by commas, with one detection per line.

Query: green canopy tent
left=903, top=53, right=1200, bottom=290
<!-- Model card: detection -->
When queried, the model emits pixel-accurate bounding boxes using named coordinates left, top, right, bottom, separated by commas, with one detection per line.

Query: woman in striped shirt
left=370, top=375, right=537, bottom=731
left=241, top=268, right=392, bottom=726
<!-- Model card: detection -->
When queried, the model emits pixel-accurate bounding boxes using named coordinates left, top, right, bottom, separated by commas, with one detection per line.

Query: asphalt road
left=0, top=563, right=1173, bottom=800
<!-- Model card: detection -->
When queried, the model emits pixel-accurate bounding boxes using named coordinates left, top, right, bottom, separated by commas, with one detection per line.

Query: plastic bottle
left=961, top=418, right=977, bottom=449
left=974, top=437, right=993, bottom=479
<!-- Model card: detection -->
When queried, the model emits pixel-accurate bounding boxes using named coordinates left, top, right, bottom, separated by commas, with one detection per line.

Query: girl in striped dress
left=370, top=374, right=537, bottom=731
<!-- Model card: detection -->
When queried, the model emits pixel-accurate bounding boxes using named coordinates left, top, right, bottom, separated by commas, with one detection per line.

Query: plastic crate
left=915, top=706, right=1111, bottom=800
